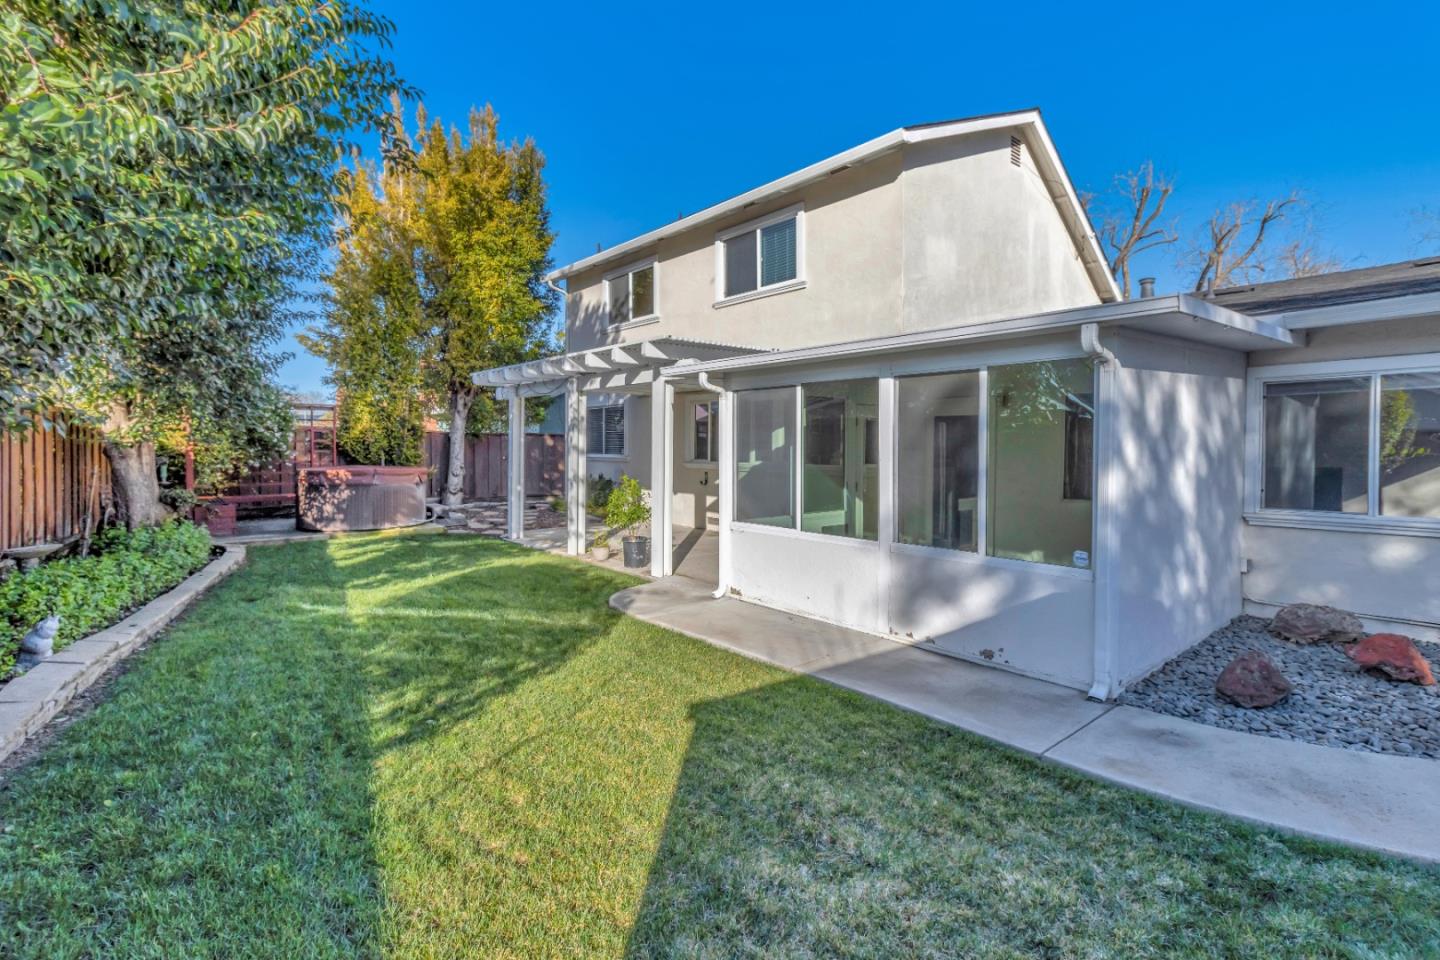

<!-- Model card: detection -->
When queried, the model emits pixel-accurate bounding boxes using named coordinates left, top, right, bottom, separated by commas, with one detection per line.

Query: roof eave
left=547, top=110, right=1119, bottom=304
left=659, top=296, right=1291, bottom=379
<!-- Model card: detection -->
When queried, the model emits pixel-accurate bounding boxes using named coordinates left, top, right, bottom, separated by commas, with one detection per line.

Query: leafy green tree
left=307, top=101, right=557, bottom=501
left=1, top=0, right=409, bottom=524
left=299, top=160, right=426, bottom=465
left=408, top=103, right=558, bottom=505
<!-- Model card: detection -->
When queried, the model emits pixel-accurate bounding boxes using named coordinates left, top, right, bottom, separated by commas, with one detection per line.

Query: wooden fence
left=422, top=432, right=565, bottom=501
left=1, top=414, right=112, bottom=554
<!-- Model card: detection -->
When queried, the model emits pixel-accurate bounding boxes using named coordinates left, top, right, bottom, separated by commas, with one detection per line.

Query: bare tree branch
left=1190, top=193, right=1300, bottom=292
left=1092, top=162, right=1177, bottom=299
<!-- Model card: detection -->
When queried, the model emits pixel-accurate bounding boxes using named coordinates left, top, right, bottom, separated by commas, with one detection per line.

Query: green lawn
left=1, top=532, right=1437, bottom=959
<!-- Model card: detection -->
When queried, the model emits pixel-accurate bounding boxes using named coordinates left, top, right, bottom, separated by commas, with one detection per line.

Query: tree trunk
left=443, top=388, right=474, bottom=508
left=103, top=439, right=171, bottom=529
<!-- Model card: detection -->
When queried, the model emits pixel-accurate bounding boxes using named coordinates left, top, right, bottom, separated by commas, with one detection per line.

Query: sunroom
left=657, top=296, right=1298, bottom=696
left=475, top=294, right=1298, bottom=697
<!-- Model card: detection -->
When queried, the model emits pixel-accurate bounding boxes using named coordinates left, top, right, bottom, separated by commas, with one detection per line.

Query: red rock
left=1216, top=651, right=1293, bottom=708
left=1345, top=633, right=1436, bottom=686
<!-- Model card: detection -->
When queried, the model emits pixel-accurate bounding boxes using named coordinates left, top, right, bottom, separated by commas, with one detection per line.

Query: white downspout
left=695, top=372, right=729, bottom=599
left=1082, top=322, right=1121, bottom=702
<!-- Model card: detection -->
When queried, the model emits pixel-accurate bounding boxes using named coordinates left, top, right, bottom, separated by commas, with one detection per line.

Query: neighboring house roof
left=548, top=108, right=1120, bottom=303
left=1210, top=257, right=1440, bottom=315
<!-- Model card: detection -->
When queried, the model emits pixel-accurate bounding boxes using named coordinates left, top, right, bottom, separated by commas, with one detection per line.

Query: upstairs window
left=587, top=404, right=626, bottom=457
left=605, top=260, right=656, bottom=325
left=717, top=206, right=803, bottom=302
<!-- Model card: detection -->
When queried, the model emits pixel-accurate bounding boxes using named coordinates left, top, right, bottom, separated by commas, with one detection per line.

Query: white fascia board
left=1267, top=291, right=1440, bottom=330
left=659, top=297, right=1288, bottom=378
left=1174, top=294, right=1298, bottom=346
left=1016, top=121, right=1123, bottom=304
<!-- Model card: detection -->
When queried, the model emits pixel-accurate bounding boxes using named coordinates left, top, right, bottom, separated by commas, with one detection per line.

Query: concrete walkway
left=611, top=577, right=1440, bottom=863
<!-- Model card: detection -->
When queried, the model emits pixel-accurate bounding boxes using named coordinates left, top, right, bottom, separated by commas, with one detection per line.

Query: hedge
left=1, top=522, right=212, bottom=678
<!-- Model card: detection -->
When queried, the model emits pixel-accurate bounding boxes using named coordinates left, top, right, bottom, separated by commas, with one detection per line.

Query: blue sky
left=277, top=1, right=1440, bottom=396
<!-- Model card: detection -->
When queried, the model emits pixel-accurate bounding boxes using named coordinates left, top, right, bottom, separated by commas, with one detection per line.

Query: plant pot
left=622, top=535, right=650, bottom=569
left=591, top=544, right=611, bottom=562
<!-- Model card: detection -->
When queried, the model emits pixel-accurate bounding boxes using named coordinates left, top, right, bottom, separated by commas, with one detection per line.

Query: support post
left=1082, top=324, right=1122, bottom=701
left=649, top=376, right=674, bottom=577
left=713, top=384, right=734, bottom=599
left=506, top=388, right=526, bottom=541
left=876, top=376, right=896, bottom=633
left=566, top=377, right=587, bottom=554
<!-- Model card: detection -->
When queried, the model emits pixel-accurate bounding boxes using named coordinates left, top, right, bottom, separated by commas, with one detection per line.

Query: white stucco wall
left=1247, top=315, right=1440, bottom=367
left=1107, top=332, right=1247, bottom=688
left=1241, top=526, right=1440, bottom=639
left=564, top=151, right=904, bottom=354
left=899, top=129, right=1100, bottom=332
left=561, top=124, right=1104, bottom=356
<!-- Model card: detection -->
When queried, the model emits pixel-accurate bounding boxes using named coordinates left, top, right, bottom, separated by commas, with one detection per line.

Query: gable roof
left=1210, top=257, right=1440, bottom=315
left=548, top=108, right=1120, bottom=303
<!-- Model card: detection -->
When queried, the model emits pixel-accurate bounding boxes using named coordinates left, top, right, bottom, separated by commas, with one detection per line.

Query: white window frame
left=587, top=401, right=627, bottom=460
left=602, top=257, right=659, bottom=329
left=713, top=203, right=806, bottom=308
left=727, top=354, right=1098, bottom=575
left=1244, top=352, right=1440, bottom=538
left=685, top=397, right=718, bottom=466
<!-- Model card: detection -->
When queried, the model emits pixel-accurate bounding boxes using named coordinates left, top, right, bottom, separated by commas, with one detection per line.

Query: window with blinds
left=719, top=208, right=801, bottom=300
left=587, top=404, right=625, bottom=456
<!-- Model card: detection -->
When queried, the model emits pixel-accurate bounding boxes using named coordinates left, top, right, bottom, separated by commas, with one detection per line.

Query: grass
left=0, top=531, right=1436, bottom=958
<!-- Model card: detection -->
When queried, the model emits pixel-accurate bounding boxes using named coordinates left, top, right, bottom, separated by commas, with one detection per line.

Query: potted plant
left=604, top=475, right=651, bottom=568
left=591, top=530, right=611, bottom=562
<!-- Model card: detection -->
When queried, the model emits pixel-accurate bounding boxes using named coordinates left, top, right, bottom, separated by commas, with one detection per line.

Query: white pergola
left=471, top=338, right=762, bottom=578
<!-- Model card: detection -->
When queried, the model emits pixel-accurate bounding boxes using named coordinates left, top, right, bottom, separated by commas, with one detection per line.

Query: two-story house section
left=472, top=108, right=1440, bottom=700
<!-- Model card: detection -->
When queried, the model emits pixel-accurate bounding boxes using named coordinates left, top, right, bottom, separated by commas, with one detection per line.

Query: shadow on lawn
left=315, top=532, right=634, bottom=755
left=0, top=535, right=387, bottom=958
left=621, top=673, right=1440, bottom=959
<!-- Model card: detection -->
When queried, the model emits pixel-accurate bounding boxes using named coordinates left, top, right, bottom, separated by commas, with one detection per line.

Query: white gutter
left=1081, top=322, right=1121, bottom=702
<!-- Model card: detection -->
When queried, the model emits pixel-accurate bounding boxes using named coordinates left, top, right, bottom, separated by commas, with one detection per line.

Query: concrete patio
left=611, top=576, right=1440, bottom=863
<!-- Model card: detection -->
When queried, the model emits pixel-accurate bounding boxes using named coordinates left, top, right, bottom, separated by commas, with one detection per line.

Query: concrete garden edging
left=0, top=545, right=247, bottom=766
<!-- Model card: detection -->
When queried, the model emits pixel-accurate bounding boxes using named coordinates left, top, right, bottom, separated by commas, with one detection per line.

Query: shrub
left=0, top=522, right=212, bottom=678
left=587, top=474, right=615, bottom=514
left=604, top=475, right=650, bottom=541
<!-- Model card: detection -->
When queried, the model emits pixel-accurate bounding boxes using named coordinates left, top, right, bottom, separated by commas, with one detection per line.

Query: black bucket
left=622, top=536, right=650, bottom=568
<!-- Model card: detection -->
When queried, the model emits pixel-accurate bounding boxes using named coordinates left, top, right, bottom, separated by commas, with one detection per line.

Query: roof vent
left=1010, top=136, right=1023, bottom=167
left=1139, top=277, right=1156, bottom=298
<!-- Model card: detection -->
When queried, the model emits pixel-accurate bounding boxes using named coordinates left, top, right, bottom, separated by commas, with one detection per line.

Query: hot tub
left=296, top=466, right=429, bottom=532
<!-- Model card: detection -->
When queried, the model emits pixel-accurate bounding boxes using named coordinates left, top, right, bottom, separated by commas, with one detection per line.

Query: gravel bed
left=1120, top=615, right=1440, bottom=759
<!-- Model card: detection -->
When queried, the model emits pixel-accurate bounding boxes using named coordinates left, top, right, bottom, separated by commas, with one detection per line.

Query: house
left=471, top=108, right=1440, bottom=699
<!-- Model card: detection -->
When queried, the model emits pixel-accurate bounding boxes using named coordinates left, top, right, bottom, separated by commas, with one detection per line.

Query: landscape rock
left=1215, top=651, right=1293, bottom=708
left=1345, top=633, right=1436, bottom=686
left=1268, top=603, right=1366, bottom=645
